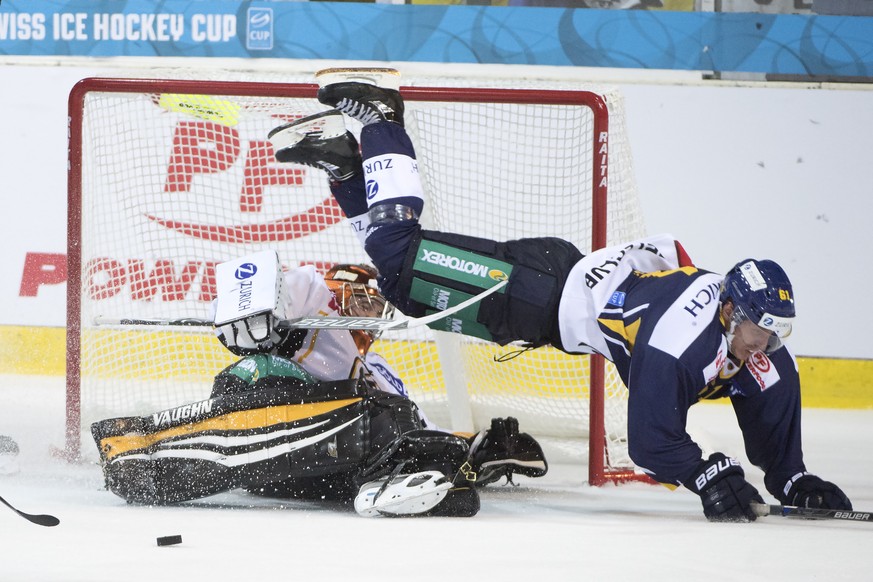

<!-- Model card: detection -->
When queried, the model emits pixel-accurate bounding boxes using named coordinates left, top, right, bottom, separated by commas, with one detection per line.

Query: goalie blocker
left=92, top=354, right=546, bottom=517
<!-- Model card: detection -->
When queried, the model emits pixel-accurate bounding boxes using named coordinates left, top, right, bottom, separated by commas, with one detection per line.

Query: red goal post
left=67, top=75, right=648, bottom=486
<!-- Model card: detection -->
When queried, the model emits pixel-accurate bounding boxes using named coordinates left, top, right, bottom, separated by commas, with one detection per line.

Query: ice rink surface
left=1, top=374, right=871, bottom=582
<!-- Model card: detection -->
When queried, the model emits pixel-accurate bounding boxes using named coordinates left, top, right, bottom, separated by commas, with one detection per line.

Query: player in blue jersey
left=268, top=78, right=852, bottom=522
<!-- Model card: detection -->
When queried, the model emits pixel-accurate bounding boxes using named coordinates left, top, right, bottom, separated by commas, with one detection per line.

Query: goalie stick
left=0, top=493, right=60, bottom=527
left=751, top=502, right=872, bottom=524
left=94, top=279, right=508, bottom=332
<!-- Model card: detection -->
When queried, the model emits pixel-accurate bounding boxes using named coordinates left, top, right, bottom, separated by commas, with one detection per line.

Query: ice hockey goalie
left=91, top=352, right=547, bottom=517
left=92, top=353, right=490, bottom=517
left=91, top=250, right=547, bottom=517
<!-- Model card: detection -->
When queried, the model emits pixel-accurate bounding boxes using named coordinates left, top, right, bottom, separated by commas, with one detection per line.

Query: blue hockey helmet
left=720, top=259, right=795, bottom=352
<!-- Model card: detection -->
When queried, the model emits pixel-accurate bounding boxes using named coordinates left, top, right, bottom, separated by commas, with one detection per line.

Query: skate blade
left=267, top=110, right=347, bottom=152
left=316, top=67, right=401, bottom=91
left=354, top=471, right=452, bottom=517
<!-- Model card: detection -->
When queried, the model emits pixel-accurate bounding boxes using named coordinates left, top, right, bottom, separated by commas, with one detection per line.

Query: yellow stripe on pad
left=100, top=397, right=362, bottom=460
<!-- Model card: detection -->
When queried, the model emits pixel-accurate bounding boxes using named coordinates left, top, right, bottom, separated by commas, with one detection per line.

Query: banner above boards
left=1, top=0, right=872, bottom=77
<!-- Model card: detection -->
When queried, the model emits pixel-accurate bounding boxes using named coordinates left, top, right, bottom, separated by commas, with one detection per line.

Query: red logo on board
left=148, top=120, right=343, bottom=242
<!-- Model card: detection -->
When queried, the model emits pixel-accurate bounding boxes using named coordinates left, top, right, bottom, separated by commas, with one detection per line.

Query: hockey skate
left=354, top=470, right=453, bottom=517
left=354, top=470, right=480, bottom=517
left=467, top=417, right=548, bottom=486
left=316, top=68, right=404, bottom=127
left=268, top=110, right=361, bottom=181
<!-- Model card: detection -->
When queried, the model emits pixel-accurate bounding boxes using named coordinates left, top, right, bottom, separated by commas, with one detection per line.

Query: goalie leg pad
left=103, top=457, right=237, bottom=505
left=92, top=375, right=419, bottom=504
left=248, top=472, right=358, bottom=502
left=249, top=391, right=426, bottom=502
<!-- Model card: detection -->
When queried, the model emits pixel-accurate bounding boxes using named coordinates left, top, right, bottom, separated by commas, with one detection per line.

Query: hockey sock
left=360, top=122, right=424, bottom=219
left=329, top=175, right=370, bottom=246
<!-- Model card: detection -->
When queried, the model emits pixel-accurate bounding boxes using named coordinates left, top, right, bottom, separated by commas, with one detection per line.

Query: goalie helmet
left=324, top=263, right=394, bottom=355
left=720, top=258, right=795, bottom=353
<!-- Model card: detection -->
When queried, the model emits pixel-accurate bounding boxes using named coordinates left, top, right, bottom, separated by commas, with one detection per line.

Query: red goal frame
left=66, top=77, right=642, bottom=486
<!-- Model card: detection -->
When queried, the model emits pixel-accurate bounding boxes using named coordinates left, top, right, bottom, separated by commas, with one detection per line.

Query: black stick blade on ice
left=0, top=494, right=60, bottom=527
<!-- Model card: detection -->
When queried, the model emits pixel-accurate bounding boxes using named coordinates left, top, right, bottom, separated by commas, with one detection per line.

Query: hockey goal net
left=67, top=75, right=648, bottom=485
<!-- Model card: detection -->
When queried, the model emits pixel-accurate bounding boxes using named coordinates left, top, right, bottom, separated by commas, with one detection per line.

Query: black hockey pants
left=364, top=222, right=584, bottom=347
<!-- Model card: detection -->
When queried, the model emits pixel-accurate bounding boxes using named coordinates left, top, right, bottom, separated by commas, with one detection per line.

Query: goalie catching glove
left=778, top=473, right=852, bottom=510
left=686, top=453, right=764, bottom=522
left=465, top=417, right=548, bottom=486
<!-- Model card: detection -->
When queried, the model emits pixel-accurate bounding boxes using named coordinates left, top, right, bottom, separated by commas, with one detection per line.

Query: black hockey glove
left=779, top=473, right=852, bottom=510
left=686, top=453, right=764, bottom=522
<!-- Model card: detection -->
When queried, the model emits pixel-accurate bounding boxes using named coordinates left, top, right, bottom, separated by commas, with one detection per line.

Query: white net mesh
left=70, top=72, right=646, bottom=475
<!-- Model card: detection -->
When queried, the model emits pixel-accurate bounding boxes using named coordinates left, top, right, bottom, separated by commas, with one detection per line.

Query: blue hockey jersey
left=556, top=236, right=805, bottom=498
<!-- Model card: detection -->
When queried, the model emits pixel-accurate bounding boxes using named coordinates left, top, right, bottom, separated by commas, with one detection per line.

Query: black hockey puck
left=156, top=535, right=182, bottom=546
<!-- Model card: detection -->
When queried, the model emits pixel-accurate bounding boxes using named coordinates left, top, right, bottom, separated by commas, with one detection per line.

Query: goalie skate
left=354, top=471, right=453, bottom=517
left=268, top=110, right=360, bottom=181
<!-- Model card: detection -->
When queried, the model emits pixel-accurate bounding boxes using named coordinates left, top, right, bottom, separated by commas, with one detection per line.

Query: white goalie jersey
left=279, top=264, right=368, bottom=382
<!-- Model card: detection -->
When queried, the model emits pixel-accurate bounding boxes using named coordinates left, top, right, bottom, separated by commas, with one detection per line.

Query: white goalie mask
left=213, top=250, right=293, bottom=355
